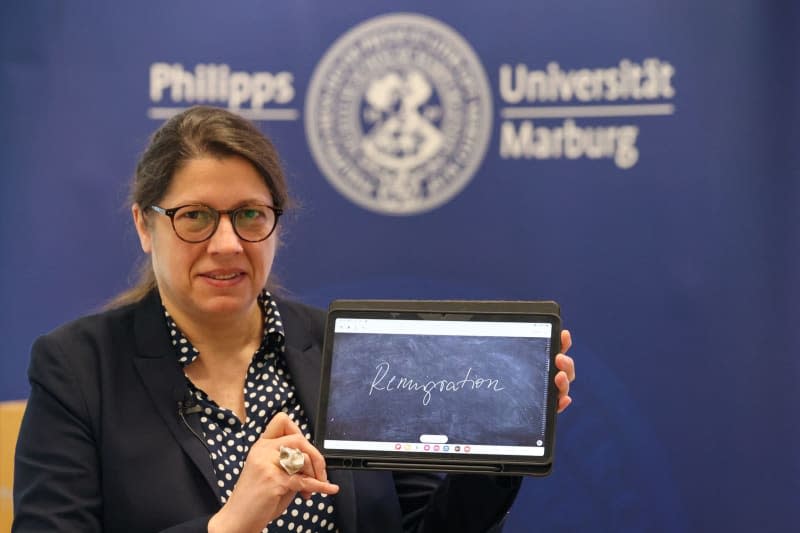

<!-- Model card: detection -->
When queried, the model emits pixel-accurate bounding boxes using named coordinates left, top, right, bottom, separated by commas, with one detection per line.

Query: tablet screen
left=320, top=314, right=555, bottom=461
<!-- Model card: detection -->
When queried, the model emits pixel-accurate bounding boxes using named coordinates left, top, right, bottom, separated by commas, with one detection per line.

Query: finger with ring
left=279, top=445, right=305, bottom=475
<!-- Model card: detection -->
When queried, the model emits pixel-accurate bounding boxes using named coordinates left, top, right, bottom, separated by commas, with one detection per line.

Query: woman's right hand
left=207, top=412, right=339, bottom=533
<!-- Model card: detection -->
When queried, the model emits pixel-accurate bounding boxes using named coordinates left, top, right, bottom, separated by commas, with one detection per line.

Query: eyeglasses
left=149, top=203, right=283, bottom=243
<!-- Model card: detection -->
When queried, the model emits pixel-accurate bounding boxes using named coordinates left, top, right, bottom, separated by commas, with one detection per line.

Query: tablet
left=315, top=300, right=561, bottom=476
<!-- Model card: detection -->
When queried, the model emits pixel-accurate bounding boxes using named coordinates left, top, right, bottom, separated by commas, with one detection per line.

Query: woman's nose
left=206, top=214, right=244, bottom=254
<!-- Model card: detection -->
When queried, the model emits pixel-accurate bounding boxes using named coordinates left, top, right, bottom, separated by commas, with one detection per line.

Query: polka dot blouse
left=165, top=291, right=338, bottom=532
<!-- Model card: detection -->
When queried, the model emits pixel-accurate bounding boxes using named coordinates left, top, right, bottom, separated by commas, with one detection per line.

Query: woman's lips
left=205, top=272, right=240, bottom=280
left=199, top=270, right=246, bottom=286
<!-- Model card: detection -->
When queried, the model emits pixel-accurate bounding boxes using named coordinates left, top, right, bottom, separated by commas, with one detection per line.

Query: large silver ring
left=279, top=446, right=305, bottom=475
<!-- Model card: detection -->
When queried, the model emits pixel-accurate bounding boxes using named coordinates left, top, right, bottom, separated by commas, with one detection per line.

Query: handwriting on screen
left=326, top=332, right=549, bottom=444
left=369, top=361, right=505, bottom=406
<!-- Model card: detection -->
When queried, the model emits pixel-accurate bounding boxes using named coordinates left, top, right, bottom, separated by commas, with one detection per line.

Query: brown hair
left=108, top=106, right=291, bottom=308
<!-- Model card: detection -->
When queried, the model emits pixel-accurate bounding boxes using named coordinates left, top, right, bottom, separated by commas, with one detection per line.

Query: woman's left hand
left=554, top=329, right=575, bottom=413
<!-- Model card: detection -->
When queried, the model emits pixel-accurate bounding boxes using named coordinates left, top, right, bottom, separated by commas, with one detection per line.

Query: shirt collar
left=162, top=290, right=285, bottom=367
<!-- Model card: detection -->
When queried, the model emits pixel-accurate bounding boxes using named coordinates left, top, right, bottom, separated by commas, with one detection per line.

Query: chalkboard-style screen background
left=324, top=332, right=551, bottom=446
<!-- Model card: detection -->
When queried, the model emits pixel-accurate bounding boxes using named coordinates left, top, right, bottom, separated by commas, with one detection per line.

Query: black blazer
left=13, top=291, right=520, bottom=532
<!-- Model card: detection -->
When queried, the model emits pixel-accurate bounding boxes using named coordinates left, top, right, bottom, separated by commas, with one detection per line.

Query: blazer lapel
left=130, top=291, right=220, bottom=499
left=280, top=300, right=358, bottom=532
left=128, top=293, right=359, bottom=528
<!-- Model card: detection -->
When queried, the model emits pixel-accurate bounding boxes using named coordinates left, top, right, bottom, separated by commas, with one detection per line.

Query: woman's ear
left=132, top=204, right=152, bottom=253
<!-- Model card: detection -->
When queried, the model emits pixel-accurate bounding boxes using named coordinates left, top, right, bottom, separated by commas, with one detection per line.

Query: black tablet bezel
left=314, top=300, right=561, bottom=477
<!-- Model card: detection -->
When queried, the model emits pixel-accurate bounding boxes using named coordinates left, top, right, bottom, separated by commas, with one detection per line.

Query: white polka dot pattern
left=165, top=292, right=337, bottom=532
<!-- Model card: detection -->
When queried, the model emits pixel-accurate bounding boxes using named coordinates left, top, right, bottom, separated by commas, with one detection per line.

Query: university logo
left=305, top=13, right=493, bottom=215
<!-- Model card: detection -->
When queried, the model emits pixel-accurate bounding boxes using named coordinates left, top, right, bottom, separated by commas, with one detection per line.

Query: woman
left=13, top=106, right=575, bottom=532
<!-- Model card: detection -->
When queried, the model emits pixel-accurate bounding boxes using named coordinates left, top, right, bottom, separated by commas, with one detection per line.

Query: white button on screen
left=420, top=434, right=448, bottom=444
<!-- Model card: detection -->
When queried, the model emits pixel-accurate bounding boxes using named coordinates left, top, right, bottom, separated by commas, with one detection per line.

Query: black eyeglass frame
left=149, top=203, right=283, bottom=243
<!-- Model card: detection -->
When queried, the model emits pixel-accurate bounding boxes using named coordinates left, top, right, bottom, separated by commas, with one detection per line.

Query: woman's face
left=133, top=155, right=277, bottom=326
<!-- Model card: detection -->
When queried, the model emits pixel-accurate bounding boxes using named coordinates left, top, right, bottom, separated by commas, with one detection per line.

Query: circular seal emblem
left=305, top=13, right=493, bottom=215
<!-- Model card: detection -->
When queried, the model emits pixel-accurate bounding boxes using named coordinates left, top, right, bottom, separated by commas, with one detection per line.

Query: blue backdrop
left=1, top=1, right=798, bottom=531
